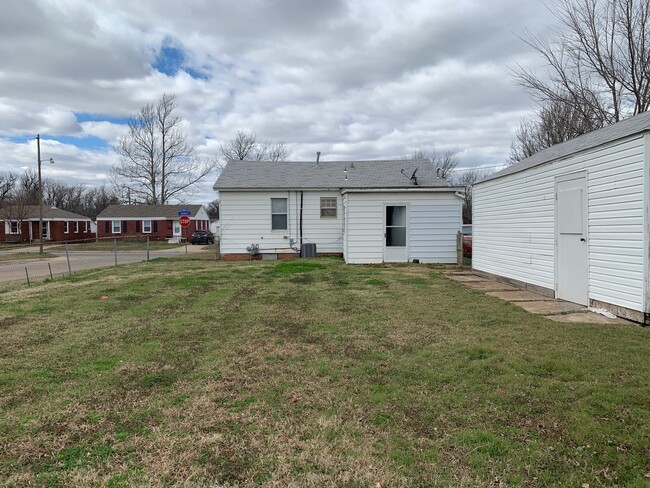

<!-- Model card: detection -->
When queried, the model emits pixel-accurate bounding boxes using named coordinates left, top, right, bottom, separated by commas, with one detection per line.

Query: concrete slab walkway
left=445, top=271, right=632, bottom=325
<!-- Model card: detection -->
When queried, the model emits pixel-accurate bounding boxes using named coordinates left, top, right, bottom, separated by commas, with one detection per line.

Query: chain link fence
left=0, top=236, right=220, bottom=286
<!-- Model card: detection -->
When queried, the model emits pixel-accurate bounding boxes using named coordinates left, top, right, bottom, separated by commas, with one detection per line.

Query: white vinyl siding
left=344, top=192, right=461, bottom=264
left=409, top=204, right=460, bottom=263
left=219, top=191, right=343, bottom=254
left=473, top=134, right=646, bottom=313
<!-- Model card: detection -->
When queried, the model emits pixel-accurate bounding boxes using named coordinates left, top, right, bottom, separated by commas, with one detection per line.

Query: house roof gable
left=0, top=205, right=91, bottom=220
left=96, top=204, right=205, bottom=219
left=213, top=160, right=453, bottom=190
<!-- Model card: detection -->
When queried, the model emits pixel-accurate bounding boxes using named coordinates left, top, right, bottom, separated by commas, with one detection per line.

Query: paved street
left=0, top=245, right=215, bottom=284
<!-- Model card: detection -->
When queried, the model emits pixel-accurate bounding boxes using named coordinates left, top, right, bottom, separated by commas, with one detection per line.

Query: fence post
left=457, top=231, right=463, bottom=265
left=215, top=238, right=220, bottom=261
left=48, top=262, right=53, bottom=280
left=146, top=235, right=150, bottom=261
left=114, top=238, right=118, bottom=266
left=64, top=242, right=72, bottom=276
left=25, top=267, right=30, bottom=286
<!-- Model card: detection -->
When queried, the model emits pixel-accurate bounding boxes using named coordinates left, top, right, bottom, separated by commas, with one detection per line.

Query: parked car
left=462, top=224, right=472, bottom=258
left=190, top=230, right=214, bottom=244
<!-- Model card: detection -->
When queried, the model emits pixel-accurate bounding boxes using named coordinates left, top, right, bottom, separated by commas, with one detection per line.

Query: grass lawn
left=0, top=252, right=57, bottom=262
left=47, top=241, right=186, bottom=252
left=1, top=258, right=648, bottom=486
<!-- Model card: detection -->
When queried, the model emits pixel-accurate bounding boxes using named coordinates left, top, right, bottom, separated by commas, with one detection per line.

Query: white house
left=473, top=111, right=650, bottom=324
left=213, top=160, right=463, bottom=264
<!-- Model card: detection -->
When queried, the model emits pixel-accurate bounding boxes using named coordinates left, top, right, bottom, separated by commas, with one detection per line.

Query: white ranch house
left=213, top=160, right=463, bottom=264
left=473, top=111, right=650, bottom=324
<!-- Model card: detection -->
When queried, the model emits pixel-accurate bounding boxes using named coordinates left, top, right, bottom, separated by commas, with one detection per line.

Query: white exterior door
left=173, top=220, right=181, bottom=236
left=42, top=221, right=50, bottom=240
left=384, top=205, right=408, bottom=262
left=556, top=172, right=588, bottom=305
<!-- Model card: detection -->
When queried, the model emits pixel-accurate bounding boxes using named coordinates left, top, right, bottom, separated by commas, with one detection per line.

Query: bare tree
left=403, top=147, right=459, bottom=179
left=112, top=93, right=215, bottom=204
left=220, top=130, right=290, bottom=162
left=16, top=169, right=40, bottom=205
left=0, top=172, right=17, bottom=204
left=450, top=168, right=493, bottom=223
left=206, top=198, right=219, bottom=220
left=509, top=98, right=602, bottom=162
left=513, top=0, right=650, bottom=133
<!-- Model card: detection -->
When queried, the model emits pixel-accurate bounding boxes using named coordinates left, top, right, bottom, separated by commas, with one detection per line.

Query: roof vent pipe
left=316, top=151, right=321, bottom=163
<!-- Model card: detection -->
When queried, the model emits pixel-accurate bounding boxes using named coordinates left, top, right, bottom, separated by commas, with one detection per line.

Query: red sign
left=179, top=216, right=191, bottom=227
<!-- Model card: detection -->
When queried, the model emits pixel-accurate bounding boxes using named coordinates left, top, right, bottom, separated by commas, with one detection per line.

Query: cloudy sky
left=0, top=0, right=557, bottom=203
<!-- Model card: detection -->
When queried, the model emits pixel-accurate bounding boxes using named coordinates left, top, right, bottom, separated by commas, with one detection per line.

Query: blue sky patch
left=154, top=43, right=185, bottom=76
left=75, top=112, right=130, bottom=125
left=153, top=37, right=210, bottom=80
left=44, top=135, right=109, bottom=150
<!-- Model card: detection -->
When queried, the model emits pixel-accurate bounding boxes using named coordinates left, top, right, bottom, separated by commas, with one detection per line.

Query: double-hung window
left=63, top=221, right=69, bottom=234
left=320, top=197, right=337, bottom=218
left=112, top=220, right=121, bottom=234
left=5, top=221, right=19, bottom=234
left=142, top=220, right=152, bottom=233
left=74, top=222, right=79, bottom=233
left=271, top=198, right=288, bottom=230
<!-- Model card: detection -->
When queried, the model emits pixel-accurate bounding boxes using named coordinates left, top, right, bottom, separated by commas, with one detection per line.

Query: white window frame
left=74, top=221, right=79, bottom=233
left=84, top=221, right=90, bottom=233
left=142, top=220, right=152, bottom=233
left=320, top=197, right=337, bottom=218
left=63, top=221, right=69, bottom=234
left=6, top=220, right=20, bottom=235
left=271, top=198, right=288, bottom=230
left=112, top=220, right=121, bottom=234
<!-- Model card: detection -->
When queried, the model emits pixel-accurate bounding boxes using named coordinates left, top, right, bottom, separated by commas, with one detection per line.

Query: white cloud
left=0, top=0, right=558, bottom=204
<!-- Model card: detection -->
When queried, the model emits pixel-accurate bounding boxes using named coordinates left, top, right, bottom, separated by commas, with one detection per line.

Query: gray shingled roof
left=479, top=110, right=650, bottom=184
left=213, top=160, right=455, bottom=190
left=0, top=205, right=90, bottom=220
left=97, top=204, right=204, bottom=219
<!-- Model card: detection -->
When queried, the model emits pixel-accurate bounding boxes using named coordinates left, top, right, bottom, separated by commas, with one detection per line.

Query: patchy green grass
left=48, top=240, right=186, bottom=251
left=0, top=257, right=649, bottom=487
left=0, top=252, right=57, bottom=261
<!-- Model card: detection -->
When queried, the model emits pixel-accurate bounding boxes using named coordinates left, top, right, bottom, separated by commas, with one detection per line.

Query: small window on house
left=143, top=220, right=152, bottom=233
left=74, top=222, right=79, bottom=233
left=271, top=198, right=288, bottom=230
left=84, top=221, right=89, bottom=233
left=320, top=197, right=337, bottom=218
left=6, top=220, right=20, bottom=234
left=112, top=220, right=121, bottom=233
left=63, top=221, right=69, bottom=234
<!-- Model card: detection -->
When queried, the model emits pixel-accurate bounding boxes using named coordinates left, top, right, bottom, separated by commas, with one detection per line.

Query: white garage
left=472, top=111, right=650, bottom=324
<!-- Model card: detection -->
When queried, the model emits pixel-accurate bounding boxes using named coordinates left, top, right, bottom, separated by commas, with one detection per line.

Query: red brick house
left=0, top=205, right=94, bottom=243
left=96, top=204, right=210, bottom=241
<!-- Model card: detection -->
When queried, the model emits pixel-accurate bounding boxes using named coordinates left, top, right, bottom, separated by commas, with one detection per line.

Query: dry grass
left=1, top=257, right=649, bottom=487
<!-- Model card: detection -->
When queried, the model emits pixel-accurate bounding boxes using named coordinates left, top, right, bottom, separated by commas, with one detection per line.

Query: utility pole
left=36, top=134, right=54, bottom=254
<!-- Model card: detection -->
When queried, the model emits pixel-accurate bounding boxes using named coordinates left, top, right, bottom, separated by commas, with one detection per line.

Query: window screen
left=320, top=197, right=337, bottom=218
left=271, top=198, right=288, bottom=230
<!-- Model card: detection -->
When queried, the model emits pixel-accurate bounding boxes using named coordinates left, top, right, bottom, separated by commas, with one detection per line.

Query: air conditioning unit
left=300, top=243, right=317, bottom=258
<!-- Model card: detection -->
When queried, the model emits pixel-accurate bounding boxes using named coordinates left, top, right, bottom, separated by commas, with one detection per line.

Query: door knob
left=580, top=237, right=586, bottom=242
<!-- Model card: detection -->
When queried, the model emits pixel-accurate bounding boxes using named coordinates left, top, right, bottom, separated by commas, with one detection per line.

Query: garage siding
left=473, top=134, right=646, bottom=313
